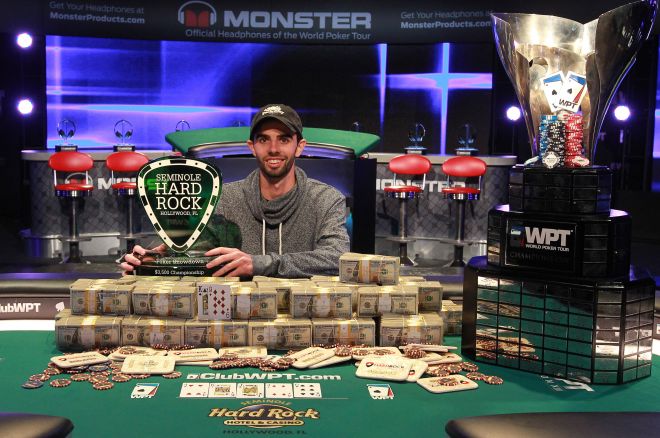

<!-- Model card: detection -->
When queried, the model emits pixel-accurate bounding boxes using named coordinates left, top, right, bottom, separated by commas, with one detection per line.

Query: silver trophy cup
left=492, top=1, right=656, bottom=163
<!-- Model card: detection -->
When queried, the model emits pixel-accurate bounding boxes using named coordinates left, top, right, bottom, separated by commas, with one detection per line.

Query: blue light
left=387, top=43, right=493, bottom=154
left=378, top=43, right=387, bottom=135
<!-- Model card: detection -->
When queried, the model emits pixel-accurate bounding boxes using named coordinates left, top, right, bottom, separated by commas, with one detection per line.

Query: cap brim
left=250, top=116, right=301, bottom=139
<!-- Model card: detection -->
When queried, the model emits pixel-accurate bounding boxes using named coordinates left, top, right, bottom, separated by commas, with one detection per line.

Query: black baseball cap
left=249, top=104, right=303, bottom=140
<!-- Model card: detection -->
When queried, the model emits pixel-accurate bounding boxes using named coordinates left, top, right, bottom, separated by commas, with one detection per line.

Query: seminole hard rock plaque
left=135, top=157, right=221, bottom=276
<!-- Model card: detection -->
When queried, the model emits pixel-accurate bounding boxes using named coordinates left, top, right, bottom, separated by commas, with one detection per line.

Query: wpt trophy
left=134, top=157, right=221, bottom=276
left=462, top=1, right=658, bottom=384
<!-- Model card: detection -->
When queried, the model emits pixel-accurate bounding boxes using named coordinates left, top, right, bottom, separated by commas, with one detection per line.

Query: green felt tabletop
left=1, top=331, right=658, bottom=437
left=165, top=127, right=380, bottom=157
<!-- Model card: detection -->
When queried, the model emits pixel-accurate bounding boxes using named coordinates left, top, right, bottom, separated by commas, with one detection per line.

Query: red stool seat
left=55, top=183, right=93, bottom=191
left=441, top=187, right=481, bottom=195
left=111, top=182, right=137, bottom=190
left=384, top=185, right=423, bottom=195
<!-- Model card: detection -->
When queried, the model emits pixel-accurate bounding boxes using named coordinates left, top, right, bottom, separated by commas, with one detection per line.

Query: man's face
left=247, top=120, right=306, bottom=181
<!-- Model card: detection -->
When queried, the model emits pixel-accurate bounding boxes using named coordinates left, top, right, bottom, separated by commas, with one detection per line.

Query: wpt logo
left=525, top=227, right=572, bottom=247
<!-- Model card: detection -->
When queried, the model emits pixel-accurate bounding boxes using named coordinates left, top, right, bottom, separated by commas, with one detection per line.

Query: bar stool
left=441, top=156, right=487, bottom=267
left=105, top=151, right=149, bottom=253
left=384, top=154, right=432, bottom=266
left=48, top=151, right=94, bottom=263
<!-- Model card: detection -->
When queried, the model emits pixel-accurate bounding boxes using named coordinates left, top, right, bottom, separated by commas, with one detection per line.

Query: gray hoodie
left=199, top=167, right=350, bottom=277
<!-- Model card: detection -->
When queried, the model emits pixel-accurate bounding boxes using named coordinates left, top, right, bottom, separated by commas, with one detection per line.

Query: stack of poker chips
left=538, top=114, right=565, bottom=168
left=562, top=113, right=589, bottom=167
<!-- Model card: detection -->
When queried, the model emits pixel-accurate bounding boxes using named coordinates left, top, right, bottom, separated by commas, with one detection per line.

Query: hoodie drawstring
left=262, top=219, right=282, bottom=256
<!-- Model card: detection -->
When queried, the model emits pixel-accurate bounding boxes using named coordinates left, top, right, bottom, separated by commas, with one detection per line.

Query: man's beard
left=258, top=155, right=295, bottom=181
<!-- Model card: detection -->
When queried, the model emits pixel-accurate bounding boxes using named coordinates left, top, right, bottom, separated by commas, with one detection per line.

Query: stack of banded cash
left=311, top=316, right=376, bottom=346
left=441, top=300, right=463, bottom=335
left=184, top=319, right=249, bottom=348
left=131, top=282, right=196, bottom=319
left=121, top=315, right=185, bottom=347
left=357, top=285, right=419, bottom=317
left=398, top=280, right=443, bottom=312
left=253, top=279, right=314, bottom=313
left=69, top=278, right=135, bottom=316
left=339, top=253, right=399, bottom=285
left=379, top=313, right=444, bottom=347
left=248, top=315, right=312, bottom=350
left=55, top=315, right=122, bottom=350
left=289, top=286, right=353, bottom=318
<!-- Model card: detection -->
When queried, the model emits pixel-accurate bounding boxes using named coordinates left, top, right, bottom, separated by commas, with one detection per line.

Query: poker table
left=165, top=126, right=381, bottom=158
left=2, top=331, right=660, bottom=437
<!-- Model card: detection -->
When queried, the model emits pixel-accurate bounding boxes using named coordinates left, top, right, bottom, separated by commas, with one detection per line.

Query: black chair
left=0, top=412, right=74, bottom=437
left=446, top=412, right=660, bottom=438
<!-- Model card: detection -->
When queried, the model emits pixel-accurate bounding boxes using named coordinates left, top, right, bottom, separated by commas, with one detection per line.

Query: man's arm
left=251, top=194, right=350, bottom=277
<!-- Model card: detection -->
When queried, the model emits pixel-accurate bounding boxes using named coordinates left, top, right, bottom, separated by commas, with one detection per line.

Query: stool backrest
left=48, top=151, right=93, bottom=187
left=388, top=154, right=432, bottom=176
left=106, top=151, right=149, bottom=172
left=48, top=151, right=93, bottom=172
left=441, top=156, right=486, bottom=177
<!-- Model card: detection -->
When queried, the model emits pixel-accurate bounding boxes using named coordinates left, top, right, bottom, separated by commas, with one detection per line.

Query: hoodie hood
left=243, top=167, right=307, bottom=226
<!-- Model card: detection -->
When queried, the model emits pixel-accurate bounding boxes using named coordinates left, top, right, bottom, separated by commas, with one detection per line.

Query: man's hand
left=119, top=244, right=166, bottom=275
left=205, top=247, right=254, bottom=277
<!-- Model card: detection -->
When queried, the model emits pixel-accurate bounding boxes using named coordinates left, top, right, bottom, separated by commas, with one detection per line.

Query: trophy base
left=134, top=251, right=216, bottom=277
left=462, top=256, right=655, bottom=384
left=487, top=205, right=631, bottom=278
left=509, top=165, right=612, bottom=215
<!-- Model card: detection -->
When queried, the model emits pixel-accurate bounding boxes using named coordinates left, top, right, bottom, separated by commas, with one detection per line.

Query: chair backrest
left=441, top=156, right=487, bottom=178
left=388, top=154, right=432, bottom=176
left=106, top=151, right=149, bottom=172
left=48, top=151, right=94, bottom=172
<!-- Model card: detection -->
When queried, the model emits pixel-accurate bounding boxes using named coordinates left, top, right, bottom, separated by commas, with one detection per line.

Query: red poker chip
left=163, top=371, right=182, bottom=379
left=130, top=374, right=151, bottom=379
left=111, top=373, right=132, bottom=382
left=484, top=375, right=504, bottom=385
left=49, top=378, right=72, bottom=388
left=92, top=381, right=114, bottom=390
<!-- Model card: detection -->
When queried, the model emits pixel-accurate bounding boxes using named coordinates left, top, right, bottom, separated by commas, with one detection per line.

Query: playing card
left=557, top=71, right=587, bottom=112
left=180, top=382, right=210, bottom=398
left=541, top=71, right=564, bottom=112
left=266, top=383, right=293, bottom=399
left=131, top=383, right=160, bottom=399
left=237, top=383, right=264, bottom=398
left=367, top=384, right=393, bottom=400
left=293, top=383, right=322, bottom=398
left=198, top=284, right=231, bottom=321
left=209, top=383, right=237, bottom=398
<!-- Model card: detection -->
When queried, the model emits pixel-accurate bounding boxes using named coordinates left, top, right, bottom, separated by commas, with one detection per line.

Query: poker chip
left=111, top=373, right=132, bottom=382
left=30, top=373, right=50, bottom=382
left=130, top=374, right=151, bottom=379
left=70, top=373, right=91, bottom=382
left=119, top=346, right=139, bottom=354
left=335, top=346, right=353, bottom=357
left=404, top=348, right=426, bottom=359
left=49, top=378, right=72, bottom=388
left=163, top=371, right=182, bottom=379
left=209, top=361, right=236, bottom=370
left=466, top=372, right=486, bottom=381
left=150, top=344, right=169, bottom=351
left=460, top=362, right=479, bottom=372
left=91, top=371, right=111, bottom=377
left=445, top=364, right=463, bottom=374
left=438, top=377, right=459, bottom=386
left=218, top=353, right=238, bottom=361
left=22, top=380, right=44, bottom=389
left=92, top=381, right=114, bottom=391
left=484, top=375, right=504, bottom=385
left=425, top=367, right=450, bottom=377
left=44, top=367, right=61, bottom=376
left=90, top=375, right=110, bottom=383
left=68, top=365, right=89, bottom=373
left=88, top=365, right=109, bottom=372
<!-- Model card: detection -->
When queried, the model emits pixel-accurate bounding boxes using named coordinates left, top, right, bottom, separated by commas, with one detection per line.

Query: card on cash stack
left=198, top=284, right=231, bottom=320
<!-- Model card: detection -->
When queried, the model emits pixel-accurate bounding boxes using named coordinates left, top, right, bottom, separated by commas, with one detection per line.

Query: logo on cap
left=262, top=106, right=285, bottom=116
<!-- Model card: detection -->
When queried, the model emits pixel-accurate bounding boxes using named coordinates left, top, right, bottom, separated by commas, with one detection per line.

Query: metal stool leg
left=398, top=198, right=415, bottom=266
left=66, top=198, right=82, bottom=263
left=450, top=200, right=466, bottom=267
left=126, top=196, right=136, bottom=253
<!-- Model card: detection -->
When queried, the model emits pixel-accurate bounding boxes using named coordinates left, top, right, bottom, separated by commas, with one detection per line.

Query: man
left=121, top=104, right=350, bottom=277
